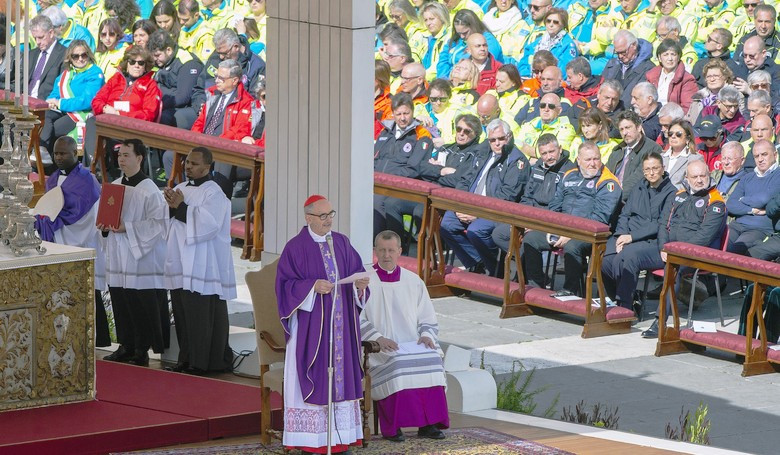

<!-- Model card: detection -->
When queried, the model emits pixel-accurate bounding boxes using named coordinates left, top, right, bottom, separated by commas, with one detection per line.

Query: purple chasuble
left=34, top=163, right=100, bottom=242
left=373, top=263, right=401, bottom=283
left=275, top=227, right=369, bottom=406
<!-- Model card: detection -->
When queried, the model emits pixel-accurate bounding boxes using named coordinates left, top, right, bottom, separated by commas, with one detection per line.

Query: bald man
left=517, top=93, right=577, bottom=159
left=741, top=113, right=775, bottom=170
left=515, top=66, right=569, bottom=125
left=400, top=62, right=428, bottom=103
left=466, top=33, right=500, bottom=95
left=476, top=93, right=521, bottom=137
left=734, top=35, right=780, bottom=83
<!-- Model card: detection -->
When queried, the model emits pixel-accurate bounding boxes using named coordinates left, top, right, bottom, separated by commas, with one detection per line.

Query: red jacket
left=91, top=71, right=161, bottom=121
left=645, top=63, right=697, bottom=112
left=564, top=76, right=601, bottom=105
left=476, top=54, right=500, bottom=96
left=191, top=82, right=253, bottom=141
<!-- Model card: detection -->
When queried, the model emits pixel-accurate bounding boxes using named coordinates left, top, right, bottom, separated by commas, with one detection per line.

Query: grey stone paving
left=432, top=283, right=780, bottom=455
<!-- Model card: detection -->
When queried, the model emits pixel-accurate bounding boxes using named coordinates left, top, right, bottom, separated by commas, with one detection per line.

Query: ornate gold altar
left=0, top=242, right=95, bottom=411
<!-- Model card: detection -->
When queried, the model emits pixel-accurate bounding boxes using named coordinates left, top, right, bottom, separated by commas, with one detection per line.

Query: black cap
left=694, top=115, right=723, bottom=137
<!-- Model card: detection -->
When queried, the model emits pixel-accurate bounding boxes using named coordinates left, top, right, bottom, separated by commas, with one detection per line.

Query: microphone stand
left=326, top=234, right=339, bottom=455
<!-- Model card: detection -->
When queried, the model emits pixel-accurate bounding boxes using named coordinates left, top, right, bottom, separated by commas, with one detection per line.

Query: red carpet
left=0, top=360, right=281, bottom=455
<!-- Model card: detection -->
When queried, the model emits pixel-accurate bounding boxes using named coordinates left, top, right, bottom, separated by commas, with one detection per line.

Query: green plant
left=480, top=352, right=558, bottom=418
left=560, top=400, right=620, bottom=429
left=665, top=403, right=711, bottom=445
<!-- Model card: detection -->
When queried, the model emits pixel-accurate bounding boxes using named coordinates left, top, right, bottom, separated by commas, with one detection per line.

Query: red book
left=96, top=183, right=126, bottom=230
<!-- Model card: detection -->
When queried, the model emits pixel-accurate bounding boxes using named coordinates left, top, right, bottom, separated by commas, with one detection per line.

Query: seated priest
left=34, top=136, right=110, bottom=347
left=360, top=230, right=449, bottom=442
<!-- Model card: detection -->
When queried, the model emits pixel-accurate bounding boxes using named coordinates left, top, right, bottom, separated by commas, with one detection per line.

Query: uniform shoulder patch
left=517, top=160, right=525, bottom=170
left=606, top=182, right=615, bottom=192
left=712, top=206, right=722, bottom=213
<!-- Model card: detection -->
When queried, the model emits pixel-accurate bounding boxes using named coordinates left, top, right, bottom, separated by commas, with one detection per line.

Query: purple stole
left=317, top=241, right=347, bottom=401
left=34, top=163, right=100, bottom=242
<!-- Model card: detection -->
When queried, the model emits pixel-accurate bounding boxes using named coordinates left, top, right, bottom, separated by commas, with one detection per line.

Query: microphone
left=326, top=233, right=340, bottom=283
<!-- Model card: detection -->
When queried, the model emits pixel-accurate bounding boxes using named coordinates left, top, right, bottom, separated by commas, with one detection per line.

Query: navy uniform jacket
left=520, top=150, right=575, bottom=208
left=658, top=184, right=727, bottom=248
left=548, top=166, right=622, bottom=224
left=155, top=47, right=204, bottom=109
left=611, top=175, right=676, bottom=250
left=374, top=120, right=436, bottom=180
left=419, top=138, right=482, bottom=187
left=457, top=140, right=531, bottom=202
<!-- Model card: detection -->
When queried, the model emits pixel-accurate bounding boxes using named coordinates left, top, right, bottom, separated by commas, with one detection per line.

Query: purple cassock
left=34, top=163, right=100, bottom=242
left=275, top=227, right=368, bottom=406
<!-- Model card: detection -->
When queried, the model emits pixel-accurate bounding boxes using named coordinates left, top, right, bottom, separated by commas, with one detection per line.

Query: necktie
left=30, top=50, right=47, bottom=88
left=617, top=146, right=632, bottom=182
left=204, top=95, right=226, bottom=135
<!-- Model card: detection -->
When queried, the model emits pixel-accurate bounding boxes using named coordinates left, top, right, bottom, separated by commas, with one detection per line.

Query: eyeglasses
left=488, top=135, right=508, bottom=143
left=744, top=2, right=759, bottom=8
left=456, top=126, right=474, bottom=135
left=719, top=102, right=739, bottom=110
left=216, top=45, right=237, bottom=58
left=128, top=59, right=146, bottom=66
left=530, top=4, right=548, bottom=10
left=389, top=13, right=403, bottom=20
left=545, top=18, right=560, bottom=25
left=400, top=75, right=421, bottom=81
left=539, top=103, right=559, bottom=109
left=71, top=52, right=88, bottom=60
left=669, top=131, right=684, bottom=138
left=430, top=96, right=448, bottom=103
left=751, top=82, right=771, bottom=90
left=706, top=36, right=722, bottom=45
left=307, top=210, right=336, bottom=221
left=215, top=75, right=236, bottom=82
left=743, top=52, right=760, bottom=60
left=705, top=73, right=724, bottom=80
left=614, top=43, right=635, bottom=57
left=643, top=165, right=663, bottom=173
left=700, top=136, right=719, bottom=141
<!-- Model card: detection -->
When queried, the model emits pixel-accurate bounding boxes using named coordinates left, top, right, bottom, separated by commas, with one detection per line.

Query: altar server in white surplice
left=163, top=146, right=236, bottom=375
left=33, top=136, right=111, bottom=347
left=360, top=230, right=449, bottom=442
left=99, top=139, right=168, bottom=367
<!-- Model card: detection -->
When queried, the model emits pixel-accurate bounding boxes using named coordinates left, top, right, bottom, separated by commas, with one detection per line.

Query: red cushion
left=229, top=219, right=247, bottom=238
left=95, top=114, right=263, bottom=159
left=679, top=328, right=765, bottom=353
left=767, top=347, right=780, bottom=363
left=444, top=272, right=518, bottom=297
left=664, top=242, right=780, bottom=279
left=430, top=187, right=610, bottom=234
left=523, top=287, right=588, bottom=316
left=606, top=305, right=636, bottom=321
left=396, top=255, right=419, bottom=274
left=0, top=90, right=48, bottom=110
left=373, top=172, right=440, bottom=194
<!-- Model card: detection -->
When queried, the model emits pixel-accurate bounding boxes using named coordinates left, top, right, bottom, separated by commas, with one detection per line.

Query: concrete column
left=263, top=0, right=375, bottom=263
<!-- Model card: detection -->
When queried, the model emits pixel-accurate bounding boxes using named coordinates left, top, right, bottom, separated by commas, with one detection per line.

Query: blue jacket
left=49, top=64, right=105, bottom=113
left=437, top=31, right=504, bottom=80
left=549, top=166, right=622, bottom=224
left=60, top=20, right=96, bottom=51
left=726, top=167, right=780, bottom=232
left=517, top=32, right=579, bottom=78
left=457, top=140, right=530, bottom=202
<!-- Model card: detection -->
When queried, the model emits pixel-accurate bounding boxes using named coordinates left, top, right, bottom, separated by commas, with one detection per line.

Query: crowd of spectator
left=374, top=0, right=780, bottom=335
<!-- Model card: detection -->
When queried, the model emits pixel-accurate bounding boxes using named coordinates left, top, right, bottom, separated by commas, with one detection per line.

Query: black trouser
left=170, top=288, right=233, bottom=371
left=601, top=239, right=664, bottom=307
left=157, top=289, right=171, bottom=349
left=748, top=233, right=780, bottom=261
left=523, top=230, right=590, bottom=294
left=384, top=197, right=424, bottom=252
left=40, top=110, right=77, bottom=160
left=109, top=287, right=164, bottom=355
left=727, top=222, right=772, bottom=256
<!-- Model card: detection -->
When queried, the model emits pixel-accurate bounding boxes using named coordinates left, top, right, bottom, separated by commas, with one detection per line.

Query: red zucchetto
left=303, top=194, right=327, bottom=207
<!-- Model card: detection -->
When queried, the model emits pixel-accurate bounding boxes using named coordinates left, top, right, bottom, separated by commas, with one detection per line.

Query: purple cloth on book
left=376, top=386, right=449, bottom=437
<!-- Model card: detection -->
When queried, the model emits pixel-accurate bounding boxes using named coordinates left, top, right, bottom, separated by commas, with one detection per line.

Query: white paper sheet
left=33, top=185, right=64, bottom=220
left=692, top=321, right=717, bottom=333
left=396, top=341, right=435, bottom=355
left=337, top=271, right=371, bottom=285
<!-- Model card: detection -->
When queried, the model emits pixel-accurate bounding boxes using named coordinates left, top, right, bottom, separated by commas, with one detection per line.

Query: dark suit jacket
left=12, top=42, right=66, bottom=100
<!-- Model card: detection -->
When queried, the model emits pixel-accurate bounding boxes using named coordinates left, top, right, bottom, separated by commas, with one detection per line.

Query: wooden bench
left=425, top=187, right=635, bottom=338
left=91, top=114, right=265, bottom=261
left=655, top=242, right=780, bottom=376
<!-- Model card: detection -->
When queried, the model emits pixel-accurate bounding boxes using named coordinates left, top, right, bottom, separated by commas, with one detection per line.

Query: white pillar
left=263, top=0, right=375, bottom=263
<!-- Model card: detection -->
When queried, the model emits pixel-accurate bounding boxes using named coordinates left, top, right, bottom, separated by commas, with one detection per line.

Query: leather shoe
left=184, top=366, right=208, bottom=376
left=641, top=319, right=659, bottom=339
left=126, top=352, right=149, bottom=367
left=104, top=345, right=134, bottom=362
left=164, top=362, right=189, bottom=372
left=418, top=425, right=445, bottom=439
left=633, top=300, right=643, bottom=322
left=383, top=429, right=405, bottom=442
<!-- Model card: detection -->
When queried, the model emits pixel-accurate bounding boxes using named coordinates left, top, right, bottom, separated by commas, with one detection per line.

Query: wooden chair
left=246, top=262, right=381, bottom=447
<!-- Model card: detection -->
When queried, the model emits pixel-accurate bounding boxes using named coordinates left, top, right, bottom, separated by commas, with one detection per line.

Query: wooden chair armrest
left=362, top=340, right=381, bottom=353
left=259, top=330, right=286, bottom=352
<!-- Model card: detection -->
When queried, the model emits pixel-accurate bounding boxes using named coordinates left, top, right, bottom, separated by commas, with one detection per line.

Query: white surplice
left=164, top=179, right=236, bottom=300
left=54, top=173, right=106, bottom=291
left=359, top=267, right=446, bottom=401
left=282, top=227, right=363, bottom=450
left=103, top=178, right=168, bottom=289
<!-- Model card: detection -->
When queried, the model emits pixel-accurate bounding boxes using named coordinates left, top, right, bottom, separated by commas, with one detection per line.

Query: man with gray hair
left=439, top=119, right=530, bottom=276
left=21, top=15, right=65, bottom=100
left=568, top=79, right=623, bottom=125
left=601, top=30, right=655, bottom=107
left=191, top=59, right=254, bottom=192
left=40, top=5, right=95, bottom=50
left=631, top=82, right=662, bottom=141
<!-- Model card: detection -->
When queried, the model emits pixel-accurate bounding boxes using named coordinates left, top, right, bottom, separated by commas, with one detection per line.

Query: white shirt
left=656, top=69, right=675, bottom=105
left=663, top=146, right=690, bottom=173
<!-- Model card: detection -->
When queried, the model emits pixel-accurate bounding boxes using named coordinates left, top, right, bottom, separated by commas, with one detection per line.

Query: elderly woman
left=40, top=40, right=105, bottom=160
left=387, top=0, right=428, bottom=62
left=697, top=86, right=746, bottom=135
left=420, top=2, right=450, bottom=80
left=662, top=119, right=704, bottom=189
left=518, top=8, right=578, bottom=78
left=437, top=9, right=503, bottom=79
left=646, top=39, right=697, bottom=111
left=449, top=58, right=480, bottom=109
left=687, top=59, right=735, bottom=122
left=85, top=46, right=162, bottom=167
left=569, top=107, right=620, bottom=162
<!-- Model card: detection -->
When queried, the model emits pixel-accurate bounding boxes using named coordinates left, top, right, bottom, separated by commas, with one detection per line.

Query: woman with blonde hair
left=449, top=58, right=480, bottom=109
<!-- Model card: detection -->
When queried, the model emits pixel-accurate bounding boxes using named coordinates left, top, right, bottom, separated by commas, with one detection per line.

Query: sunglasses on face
left=530, top=4, right=548, bottom=10
left=71, top=52, right=88, bottom=60
left=546, top=18, right=560, bottom=25
left=539, top=103, right=558, bottom=109
left=389, top=13, right=403, bottom=20
left=744, top=2, right=759, bottom=7
left=700, top=136, right=718, bottom=141
left=456, top=126, right=474, bottom=135
left=488, top=135, right=508, bottom=143
left=100, top=31, right=117, bottom=37
left=669, top=131, right=684, bottom=138
left=751, top=83, right=770, bottom=89
left=128, top=59, right=146, bottom=66
left=430, top=97, right=448, bottom=103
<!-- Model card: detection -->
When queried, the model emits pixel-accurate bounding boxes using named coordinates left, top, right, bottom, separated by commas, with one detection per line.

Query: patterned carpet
left=114, top=427, right=574, bottom=454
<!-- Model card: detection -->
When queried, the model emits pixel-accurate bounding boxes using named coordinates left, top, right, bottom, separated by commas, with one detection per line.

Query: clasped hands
left=376, top=335, right=435, bottom=353
left=163, top=187, right=184, bottom=208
